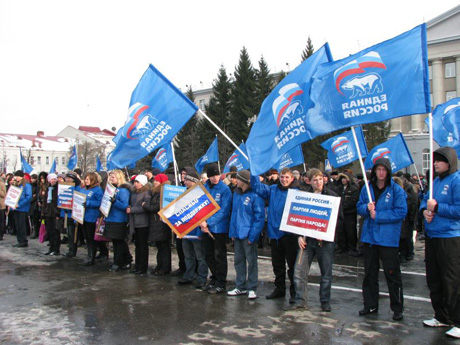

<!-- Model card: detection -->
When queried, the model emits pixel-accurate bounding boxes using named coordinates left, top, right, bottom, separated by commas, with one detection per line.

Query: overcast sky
left=0, top=0, right=459, bottom=136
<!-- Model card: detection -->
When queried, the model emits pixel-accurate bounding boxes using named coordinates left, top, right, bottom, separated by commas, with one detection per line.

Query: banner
left=5, top=185, right=23, bottom=209
left=71, top=191, right=86, bottom=225
left=195, top=137, right=219, bottom=174
left=57, top=182, right=75, bottom=209
left=49, top=158, right=57, bottom=174
left=152, top=142, right=174, bottom=172
left=364, top=133, right=414, bottom=172
left=158, top=183, right=220, bottom=238
left=161, top=184, right=187, bottom=209
left=99, top=183, right=116, bottom=217
left=96, top=156, right=104, bottom=172
left=427, top=97, right=460, bottom=154
left=67, top=145, right=78, bottom=171
left=246, top=44, right=333, bottom=176
left=108, top=64, right=198, bottom=168
left=223, top=143, right=250, bottom=173
left=273, top=145, right=304, bottom=171
left=20, top=149, right=33, bottom=174
left=304, top=24, right=430, bottom=140
left=280, top=189, right=341, bottom=242
left=321, top=126, right=368, bottom=168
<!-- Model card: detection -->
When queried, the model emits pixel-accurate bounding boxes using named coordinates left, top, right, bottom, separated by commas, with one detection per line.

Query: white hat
left=47, top=173, right=57, bottom=182
left=134, top=174, right=148, bottom=186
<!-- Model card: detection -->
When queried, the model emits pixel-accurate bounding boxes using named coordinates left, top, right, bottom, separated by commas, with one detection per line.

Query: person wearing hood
left=250, top=167, right=299, bottom=303
left=420, top=147, right=460, bottom=339
left=357, top=158, right=407, bottom=321
left=336, top=172, right=360, bottom=255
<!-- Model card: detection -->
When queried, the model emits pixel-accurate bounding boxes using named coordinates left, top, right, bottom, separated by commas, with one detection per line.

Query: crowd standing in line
left=1, top=147, right=459, bottom=338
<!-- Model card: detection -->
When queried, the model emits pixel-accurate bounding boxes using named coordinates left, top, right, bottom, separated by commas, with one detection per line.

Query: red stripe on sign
left=287, top=214, right=329, bottom=233
left=175, top=203, right=217, bottom=236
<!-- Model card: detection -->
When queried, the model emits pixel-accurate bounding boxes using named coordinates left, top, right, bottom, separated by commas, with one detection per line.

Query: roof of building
left=0, top=132, right=72, bottom=151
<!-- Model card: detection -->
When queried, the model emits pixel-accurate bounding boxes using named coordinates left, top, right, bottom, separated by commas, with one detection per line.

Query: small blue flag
left=152, top=142, right=174, bottom=172
left=364, top=133, right=413, bottom=172
left=305, top=24, right=430, bottom=140
left=321, top=126, right=368, bottom=168
left=223, top=143, right=250, bottom=173
left=49, top=158, right=57, bottom=174
left=195, top=137, right=219, bottom=174
left=96, top=156, right=104, bottom=172
left=427, top=97, right=460, bottom=155
left=20, top=149, right=33, bottom=174
left=273, top=145, right=304, bottom=171
left=67, top=145, right=78, bottom=171
left=108, top=64, right=198, bottom=168
left=246, top=44, right=333, bottom=176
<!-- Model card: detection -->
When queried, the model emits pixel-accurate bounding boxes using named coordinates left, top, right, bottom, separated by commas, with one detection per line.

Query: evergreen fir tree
left=363, top=121, right=391, bottom=150
left=301, top=36, right=315, bottom=62
left=255, top=55, right=273, bottom=109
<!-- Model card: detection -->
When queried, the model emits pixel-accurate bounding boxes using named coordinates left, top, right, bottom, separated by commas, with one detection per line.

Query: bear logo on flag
left=123, top=102, right=159, bottom=140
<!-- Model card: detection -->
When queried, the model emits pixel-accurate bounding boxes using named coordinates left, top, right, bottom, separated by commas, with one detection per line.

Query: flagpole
left=303, top=163, right=307, bottom=173
left=171, top=141, right=179, bottom=186
left=412, top=164, right=424, bottom=190
left=198, top=109, right=249, bottom=161
left=351, top=126, right=373, bottom=203
left=428, top=113, right=434, bottom=200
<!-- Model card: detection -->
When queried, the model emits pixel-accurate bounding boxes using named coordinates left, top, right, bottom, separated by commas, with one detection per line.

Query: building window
left=46, top=157, right=49, bottom=165
left=62, top=157, right=65, bottom=165
left=30, top=156, right=34, bottom=165
left=445, top=62, right=456, bottom=78
left=37, top=156, right=41, bottom=164
left=428, top=65, right=432, bottom=80
left=199, top=99, right=206, bottom=110
left=422, top=148, right=430, bottom=174
left=446, top=91, right=457, bottom=101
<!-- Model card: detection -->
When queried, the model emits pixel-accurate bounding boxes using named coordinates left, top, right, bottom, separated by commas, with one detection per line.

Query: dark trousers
left=362, top=244, right=404, bottom=313
left=203, top=232, right=228, bottom=288
left=13, top=211, right=28, bottom=245
left=425, top=236, right=460, bottom=327
left=340, top=213, right=357, bottom=251
left=175, top=237, right=186, bottom=272
left=155, top=239, right=171, bottom=273
left=134, top=227, right=149, bottom=273
left=113, top=239, right=132, bottom=267
left=82, top=222, right=97, bottom=263
left=45, top=217, right=61, bottom=253
left=270, top=234, right=298, bottom=297
left=0, top=209, right=5, bottom=239
left=66, top=220, right=78, bottom=255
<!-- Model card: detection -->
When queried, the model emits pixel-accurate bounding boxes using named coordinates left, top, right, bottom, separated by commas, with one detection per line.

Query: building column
left=456, top=56, right=460, bottom=97
left=432, top=58, right=445, bottom=107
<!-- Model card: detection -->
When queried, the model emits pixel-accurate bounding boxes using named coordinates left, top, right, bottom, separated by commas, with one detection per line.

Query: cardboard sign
left=5, top=186, right=23, bottom=209
left=58, top=182, right=75, bottom=209
left=99, top=183, right=116, bottom=217
left=280, top=189, right=341, bottom=242
left=158, top=183, right=220, bottom=239
left=71, top=191, right=87, bottom=225
left=161, top=184, right=186, bottom=209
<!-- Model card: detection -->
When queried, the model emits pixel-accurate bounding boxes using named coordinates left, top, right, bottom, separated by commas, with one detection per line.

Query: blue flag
left=108, top=64, right=198, bottom=168
left=321, top=126, right=368, bottom=168
left=223, top=143, right=250, bottom=173
left=49, top=158, right=57, bottom=174
left=195, top=137, right=219, bottom=174
left=20, top=149, right=33, bottom=174
left=273, top=145, right=304, bottom=171
left=152, top=142, right=174, bottom=172
left=305, top=24, right=430, bottom=140
left=364, top=133, right=413, bottom=172
left=96, top=156, right=104, bottom=172
left=246, top=44, right=333, bottom=176
left=67, top=145, right=78, bottom=171
left=427, top=97, right=460, bottom=155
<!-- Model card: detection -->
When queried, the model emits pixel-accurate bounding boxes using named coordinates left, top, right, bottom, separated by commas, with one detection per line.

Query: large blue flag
left=108, top=64, right=198, bottom=168
left=67, top=145, right=78, bottom=171
left=364, top=133, right=413, bottom=172
left=246, top=44, right=333, bottom=176
left=20, top=149, right=33, bottom=174
left=321, top=126, right=368, bottom=168
left=195, top=137, right=219, bottom=174
left=427, top=97, right=460, bottom=154
left=49, top=158, right=57, bottom=174
left=273, top=145, right=304, bottom=171
left=223, top=143, right=250, bottom=173
left=152, top=142, right=174, bottom=172
left=96, top=156, right=104, bottom=172
left=305, top=24, right=430, bottom=140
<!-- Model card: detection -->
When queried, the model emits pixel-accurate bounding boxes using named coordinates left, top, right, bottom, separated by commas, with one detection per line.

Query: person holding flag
left=357, top=158, right=407, bottom=321
left=420, top=147, right=460, bottom=339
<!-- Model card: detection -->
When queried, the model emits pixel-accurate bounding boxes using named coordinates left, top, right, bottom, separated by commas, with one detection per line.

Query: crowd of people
left=1, top=146, right=459, bottom=338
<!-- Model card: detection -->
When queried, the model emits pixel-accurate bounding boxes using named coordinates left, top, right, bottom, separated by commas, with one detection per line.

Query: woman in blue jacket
left=357, top=158, right=407, bottom=321
left=11, top=170, right=32, bottom=247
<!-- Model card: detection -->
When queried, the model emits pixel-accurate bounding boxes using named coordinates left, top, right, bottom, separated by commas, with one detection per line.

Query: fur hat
left=206, top=164, right=220, bottom=177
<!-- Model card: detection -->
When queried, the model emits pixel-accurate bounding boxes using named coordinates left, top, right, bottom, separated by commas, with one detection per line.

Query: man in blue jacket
left=10, top=170, right=32, bottom=247
left=421, top=147, right=460, bottom=339
left=357, top=158, right=407, bottom=321
left=200, top=164, right=232, bottom=294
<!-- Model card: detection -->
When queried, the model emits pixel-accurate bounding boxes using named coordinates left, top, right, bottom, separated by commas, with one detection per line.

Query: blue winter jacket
left=251, top=176, right=298, bottom=240
left=183, top=226, right=203, bottom=241
left=357, top=179, right=407, bottom=247
left=204, top=180, right=232, bottom=234
left=229, top=186, right=265, bottom=243
left=16, top=183, right=32, bottom=213
left=106, top=185, right=130, bottom=223
left=83, top=186, right=103, bottom=223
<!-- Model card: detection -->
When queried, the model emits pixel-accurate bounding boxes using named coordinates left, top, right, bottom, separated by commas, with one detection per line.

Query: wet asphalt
left=0, top=234, right=453, bottom=345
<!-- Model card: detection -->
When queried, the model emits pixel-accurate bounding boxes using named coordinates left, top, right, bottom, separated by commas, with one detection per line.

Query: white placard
left=5, top=186, right=23, bottom=209
left=99, top=183, right=116, bottom=217
left=71, top=191, right=87, bottom=225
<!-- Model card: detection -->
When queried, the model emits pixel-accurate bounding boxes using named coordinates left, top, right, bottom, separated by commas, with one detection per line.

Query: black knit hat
left=206, top=164, right=220, bottom=177
left=14, top=170, right=24, bottom=177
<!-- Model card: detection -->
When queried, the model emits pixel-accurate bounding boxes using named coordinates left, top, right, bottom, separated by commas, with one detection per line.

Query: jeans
left=203, top=232, right=228, bottom=288
left=182, top=239, right=208, bottom=285
left=233, top=238, right=258, bottom=291
left=14, top=211, right=28, bottom=245
left=293, top=238, right=335, bottom=305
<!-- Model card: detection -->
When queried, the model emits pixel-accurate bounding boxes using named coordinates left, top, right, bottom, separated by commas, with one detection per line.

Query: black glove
left=82, top=201, right=87, bottom=209
left=110, top=196, right=116, bottom=204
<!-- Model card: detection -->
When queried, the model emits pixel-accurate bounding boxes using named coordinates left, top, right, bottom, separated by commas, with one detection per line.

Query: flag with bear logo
left=364, top=133, right=413, bottom=172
